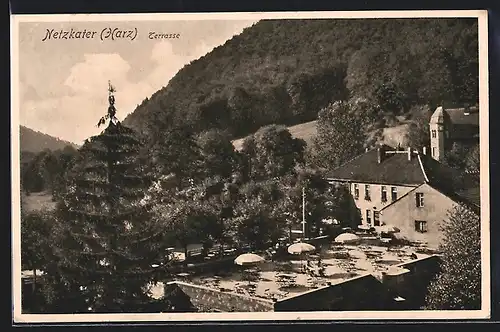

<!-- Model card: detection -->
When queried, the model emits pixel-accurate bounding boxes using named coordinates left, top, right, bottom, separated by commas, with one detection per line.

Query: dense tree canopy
left=41, top=109, right=172, bottom=313
left=425, top=203, right=481, bottom=310
left=309, top=101, right=367, bottom=170
left=123, top=18, right=478, bottom=142
left=240, top=124, right=306, bottom=181
left=20, top=146, right=79, bottom=196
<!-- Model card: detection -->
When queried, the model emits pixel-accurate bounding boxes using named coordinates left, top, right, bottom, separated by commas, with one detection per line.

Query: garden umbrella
left=287, top=242, right=316, bottom=255
left=288, top=242, right=316, bottom=272
left=234, top=253, right=265, bottom=266
left=334, top=233, right=360, bottom=244
left=234, top=253, right=265, bottom=286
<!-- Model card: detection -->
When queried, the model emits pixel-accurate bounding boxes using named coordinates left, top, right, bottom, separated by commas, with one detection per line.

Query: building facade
left=429, top=105, right=479, bottom=161
left=326, top=104, right=480, bottom=249
left=327, top=145, right=479, bottom=249
left=379, top=183, right=457, bottom=248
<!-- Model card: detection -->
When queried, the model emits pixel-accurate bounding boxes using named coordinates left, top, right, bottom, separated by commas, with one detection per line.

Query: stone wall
left=273, top=274, right=399, bottom=312
left=165, top=281, right=274, bottom=312
left=381, top=255, right=441, bottom=309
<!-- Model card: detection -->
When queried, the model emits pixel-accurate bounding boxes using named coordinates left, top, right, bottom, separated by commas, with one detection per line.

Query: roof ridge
left=427, top=181, right=481, bottom=212
left=417, top=154, right=429, bottom=183
left=326, top=145, right=392, bottom=178
left=380, top=185, right=421, bottom=212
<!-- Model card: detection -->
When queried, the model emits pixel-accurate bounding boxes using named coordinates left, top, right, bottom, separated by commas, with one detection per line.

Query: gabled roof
left=445, top=107, right=479, bottom=126
left=326, top=146, right=427, bottom=186
left=326, top=146, right=481, bottom=210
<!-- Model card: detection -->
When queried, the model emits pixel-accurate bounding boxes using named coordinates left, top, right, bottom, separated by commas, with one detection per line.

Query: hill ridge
left=20, top=125, right=79, bottom=153
left=121, top=18, right=478, bottom=143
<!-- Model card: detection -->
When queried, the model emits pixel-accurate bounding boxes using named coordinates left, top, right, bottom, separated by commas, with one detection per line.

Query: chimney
left=407, top=147, right=412, bottom=161
left=464, top=104, right=470, bottom=115
left=423, top=146, right=427, bottom=155
left=377, top=145, right=385, bottom=164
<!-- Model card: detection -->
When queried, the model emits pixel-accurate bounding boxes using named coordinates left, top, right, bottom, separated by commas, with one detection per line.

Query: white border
left=11, top=10, right=490, bottom=323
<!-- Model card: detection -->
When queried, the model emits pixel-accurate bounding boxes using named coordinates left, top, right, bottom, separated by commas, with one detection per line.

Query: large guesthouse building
left=326, top=105, right=480, bottom=249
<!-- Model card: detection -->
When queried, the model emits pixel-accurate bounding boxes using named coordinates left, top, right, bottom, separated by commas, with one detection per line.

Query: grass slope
left=231, top=120, right=410, bottom=151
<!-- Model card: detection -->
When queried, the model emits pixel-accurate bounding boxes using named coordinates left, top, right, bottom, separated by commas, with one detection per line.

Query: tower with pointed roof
left=429, top=106, right=448, bottom=161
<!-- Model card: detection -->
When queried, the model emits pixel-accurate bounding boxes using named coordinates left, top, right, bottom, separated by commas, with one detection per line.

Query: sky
left=16, top=19, right=257, bottom=144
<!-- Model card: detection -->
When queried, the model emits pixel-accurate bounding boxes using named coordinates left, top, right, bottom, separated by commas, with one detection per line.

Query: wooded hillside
left=20, top=126, right=79, bottom=153
left=123, top=18, right=478, bottom=142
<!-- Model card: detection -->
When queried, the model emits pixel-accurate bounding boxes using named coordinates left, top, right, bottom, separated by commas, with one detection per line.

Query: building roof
left=326, top=145, right=428, bottom=186
left=326, top=145, right=480, bottom=210
left=430, top=106, right=448, bottom=124
left=431, top=106, right=480, bottom=127
left=445, top=107, right=480, bottom=126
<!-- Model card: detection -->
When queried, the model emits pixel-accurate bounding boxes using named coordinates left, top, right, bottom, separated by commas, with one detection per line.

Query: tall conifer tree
left=44, top=82, right=170, bottom=313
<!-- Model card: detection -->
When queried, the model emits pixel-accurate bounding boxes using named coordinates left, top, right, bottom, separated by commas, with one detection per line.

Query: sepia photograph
left=10, top=10, right=490, bottom=323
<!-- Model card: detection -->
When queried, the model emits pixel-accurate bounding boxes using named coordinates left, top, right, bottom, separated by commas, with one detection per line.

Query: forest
left=19, top=18, right=481, bottom=314
left=123, top=18, right=478, bottom=143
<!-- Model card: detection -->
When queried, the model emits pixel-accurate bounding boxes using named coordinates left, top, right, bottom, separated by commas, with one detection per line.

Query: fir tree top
left=46, top=82, right=169, bottom=313
left=97, top=81, right=119, bottom=128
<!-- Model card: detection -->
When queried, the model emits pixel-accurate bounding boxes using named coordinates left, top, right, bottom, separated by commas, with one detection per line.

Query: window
left=416, top=193, right=424, bottom=207
left=366, top=210, right=372, bottom=225
left=391, top=187, right=397, bottom=202
left=364, top=184, right=371, bottom=201
left=432, top=147, right=436, bottom=157
left=374, top=211, right=380, bottom=226
left=381, top=186, right=387, bottom=202
left=415, top=220, right=428, bottom=233
left=431, top=130, right=437, bottom=138
left=353, top=184, right=359, bottom=200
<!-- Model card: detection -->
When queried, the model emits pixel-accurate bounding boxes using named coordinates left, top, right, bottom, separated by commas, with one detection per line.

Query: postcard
left=10, top=10, right=490, bottom=323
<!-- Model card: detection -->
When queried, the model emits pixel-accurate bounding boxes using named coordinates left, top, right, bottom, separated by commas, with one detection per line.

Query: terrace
left=150, top=233, right=439, bottom=306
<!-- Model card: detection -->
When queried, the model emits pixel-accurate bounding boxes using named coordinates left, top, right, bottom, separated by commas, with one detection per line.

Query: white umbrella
left=234, top=253, right=265, bottom=266
left=234, top=253, right=265, bottom=286
left=287, top=242, right=316, bottom=255
left=288, top=242, right=316, bottom=273
left=334, top=233, right=360, bottom=244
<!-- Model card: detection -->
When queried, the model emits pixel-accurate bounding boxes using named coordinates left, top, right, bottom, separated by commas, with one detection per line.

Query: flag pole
left=302, top=186, right=306, bottom=240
